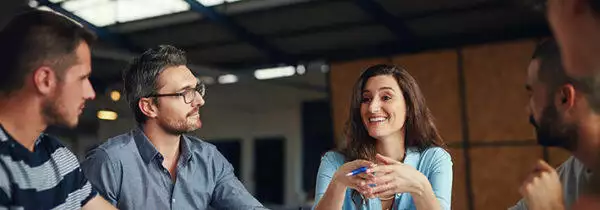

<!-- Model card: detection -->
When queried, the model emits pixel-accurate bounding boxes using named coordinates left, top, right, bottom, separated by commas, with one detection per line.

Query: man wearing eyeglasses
left=81, top=45, right=264, bottom=209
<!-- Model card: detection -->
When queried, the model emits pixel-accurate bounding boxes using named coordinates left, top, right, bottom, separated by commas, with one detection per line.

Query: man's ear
left=32, top=66, right=58, bottom=95
left=139, top=98, right=158, bottom=119
left=556, top=84, right=576, bottom=110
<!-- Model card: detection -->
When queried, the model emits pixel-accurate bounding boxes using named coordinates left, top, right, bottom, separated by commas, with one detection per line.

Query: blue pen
left=345, top=166, right=368, bottom=176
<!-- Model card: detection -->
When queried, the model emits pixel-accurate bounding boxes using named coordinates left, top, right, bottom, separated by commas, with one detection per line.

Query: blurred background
left=0, top=0, right=573, bottom=209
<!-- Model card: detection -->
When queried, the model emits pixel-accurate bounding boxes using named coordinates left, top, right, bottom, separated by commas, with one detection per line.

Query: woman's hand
left=314, top=159, right=377, bottom=210
left=332, top=159, right=377, bottom=192
left=361, top=154, right=429, bottom=199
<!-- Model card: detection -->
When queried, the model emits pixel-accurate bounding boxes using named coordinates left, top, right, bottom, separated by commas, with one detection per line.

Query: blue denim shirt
left=81, top=128, right=264, bottom=210
left=313, top=147, right=453, bottom=210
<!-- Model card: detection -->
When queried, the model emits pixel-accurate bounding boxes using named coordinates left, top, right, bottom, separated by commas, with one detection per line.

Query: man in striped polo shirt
left=0, top=10, right=116, bottom=209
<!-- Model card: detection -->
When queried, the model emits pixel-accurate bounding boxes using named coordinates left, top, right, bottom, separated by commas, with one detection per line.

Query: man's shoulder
left=95, top=131, right=136, bottom=154
left=33, top=134, right=79, bottom=165
left=0, top=133, right=69, bottom=157
left=1, top=134, right=85, bottom=193
left=183, top=136, right=233, bottom=165
left=0, top=134, right=95, bottom=209
left=555, top=156, right=587, bottom=210
left=39, top=134, right=69, bottom=152
left=556, top=156, right=584, bottom=175
left=184, top=135, right=217, bottom=152
left=508, top=157, right=579, bottom=210
left=81, top=131, right=137, bottom=167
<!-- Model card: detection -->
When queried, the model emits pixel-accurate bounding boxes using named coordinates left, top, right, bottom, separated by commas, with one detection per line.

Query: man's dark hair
left=532, top=38, right=600, bottom=113
left=532, top=39, right=566, bottom=88
left=0, top=9, right=96, bottom=94
left=123, top=45, right=188, bottom=124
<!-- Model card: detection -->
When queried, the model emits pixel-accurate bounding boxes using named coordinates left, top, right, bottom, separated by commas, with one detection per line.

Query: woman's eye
left=361, top=97, right=371, bottom=103
left=382, top=96, right=392, bottom=101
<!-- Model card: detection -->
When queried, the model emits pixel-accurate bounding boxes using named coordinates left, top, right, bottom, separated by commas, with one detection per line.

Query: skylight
left=198, top=0, right=241, bottom=7
left=31, top=0, right=245, bottom=27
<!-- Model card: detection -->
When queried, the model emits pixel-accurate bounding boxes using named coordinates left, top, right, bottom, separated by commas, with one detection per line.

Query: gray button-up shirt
left=509, top=156, right=591, bottom=210
left=81, top=128, right=265, bottom=210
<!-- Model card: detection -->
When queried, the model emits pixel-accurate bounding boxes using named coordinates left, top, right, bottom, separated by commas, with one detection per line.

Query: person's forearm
left=410, top=176, right=441, bottom=210
left=82, top=195, right=118, bottom=210
left=314, top=178, right=348, bottom=210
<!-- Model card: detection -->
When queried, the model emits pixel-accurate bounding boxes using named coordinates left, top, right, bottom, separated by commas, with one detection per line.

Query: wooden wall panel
left=330, top=58, right=390, bottom=146
left=327, top=39, right=541, bottom=210
left=470, top=146, right=543, bottom=210
left=392, top=50, right=462, bottom=143
left=463, top=40, right=537, bottom=142
left=449, top=148, right=468, bottom=210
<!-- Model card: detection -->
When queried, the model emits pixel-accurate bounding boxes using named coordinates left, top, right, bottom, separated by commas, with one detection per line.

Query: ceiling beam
left=110, top=0, right=318, bottom=34
left=36, top=0, right=142, bottom=52
left=354, top=0, right=415, bottom=47
left=182, top=0, right=292, bottom=64
left=293, top=24, right=550, bottom=64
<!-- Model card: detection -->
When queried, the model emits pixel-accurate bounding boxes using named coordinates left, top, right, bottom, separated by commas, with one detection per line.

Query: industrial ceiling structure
left=32, top=0, right=549, bottom=92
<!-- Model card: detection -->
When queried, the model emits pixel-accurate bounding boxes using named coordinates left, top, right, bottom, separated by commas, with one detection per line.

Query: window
left=31, top=0, right=246, bottom=27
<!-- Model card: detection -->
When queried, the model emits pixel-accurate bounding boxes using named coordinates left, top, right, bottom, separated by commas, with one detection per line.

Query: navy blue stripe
left=0, top=135, right=64, bottom=167
left=0, top=127, right=94, bottom=208
left=0, top=190, right=10, bottom=206
left=10, top=167, right=92, bottom=209
left=0, top=143, right=15, bottom=206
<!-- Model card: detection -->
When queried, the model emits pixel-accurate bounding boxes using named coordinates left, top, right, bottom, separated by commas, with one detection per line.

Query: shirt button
left=172, top=198, right=176, bottom=203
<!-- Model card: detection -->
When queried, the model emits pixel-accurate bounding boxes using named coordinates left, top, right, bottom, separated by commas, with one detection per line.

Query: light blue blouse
left=313, top=147, right=453, bottom=210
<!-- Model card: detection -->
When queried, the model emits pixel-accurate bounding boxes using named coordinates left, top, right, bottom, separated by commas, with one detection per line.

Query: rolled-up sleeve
left=428, top=148, right=453, bottom=210
left=80, top=148, right=121, bottom=206
left=210, top=148, right=264, bottom=209
left=313, top=151, right=341, bottom=208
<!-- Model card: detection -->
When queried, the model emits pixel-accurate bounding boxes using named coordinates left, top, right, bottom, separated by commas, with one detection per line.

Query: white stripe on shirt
left=0, top=147, right=79, bottom=191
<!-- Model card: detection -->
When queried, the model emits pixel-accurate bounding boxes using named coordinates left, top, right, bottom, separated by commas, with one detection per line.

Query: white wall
left=195, top=102, right=303, bottom=206
left=87, top=72, right=327, bottom=208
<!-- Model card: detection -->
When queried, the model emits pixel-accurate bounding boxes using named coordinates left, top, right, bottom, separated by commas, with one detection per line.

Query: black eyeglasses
left=146, top=82, right=206, bottom=104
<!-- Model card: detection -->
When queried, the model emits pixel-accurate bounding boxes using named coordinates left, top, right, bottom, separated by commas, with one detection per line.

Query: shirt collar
left=0, top=124, right=43, bottom=145
left=0, top=125, right=9, bottom=142
left=133, top=127, right=193, bottom=164
left=180, top=135, right=193, bottom=163
left=0, top=124, right=44, bottom=159
left=133, top=127, right=159, bottom=164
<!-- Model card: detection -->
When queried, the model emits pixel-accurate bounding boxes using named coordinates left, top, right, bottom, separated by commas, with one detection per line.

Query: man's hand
left=519, top=160, right=564, bottom=210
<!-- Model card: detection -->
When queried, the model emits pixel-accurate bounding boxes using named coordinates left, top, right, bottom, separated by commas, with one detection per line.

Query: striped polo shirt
left=0, top=126, right=97, bottom=209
